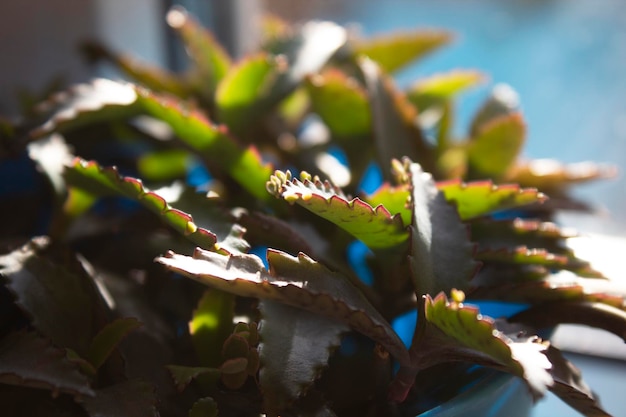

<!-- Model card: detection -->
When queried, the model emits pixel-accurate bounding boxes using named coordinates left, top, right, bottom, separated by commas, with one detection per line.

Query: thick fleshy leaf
left=424, top=293, right=553, bottom=398
left=407, top=162, right=478, bottom=295
left=259, top=300, right=347, bottom=411
left=189, top=397, right=219, bottom=417
left=166, top=365, right=220, bottom=392
left=27, top=134, right=73, bottom=198
left=190, top=289, right=235, bottom=367
left=353, top=30, right=453, bottom=73
left=360, top=58, right=437, bottom=179
left=437, top=180, right=547, bottom=220
left=217, top=21, right=347, bottom=133
left=32, top=79, right=272, bottom=201
left=81, top=42, right=190, bottom=98
left=0, top=237, right=106, bottom=354
left=506, top=159, right=618, bottom=193
left=65, top=158, right=218, bottom=250
left=544, top=347, right=611, bottom=417
left=267, top=170, right=408, bottom=249
left=467, top=113, right=526, bottom=180
left=167, top=6, right=231, bottom=97
left=469, top=83, right=521, bottom=137
left=407, top=69, right=486, bottom=112
left=156, top=248, right=410, bottom=365
left=86, top=317, right=142, bottom=370
left=0, top=330, right=94, bottom=398
left=364, top=184, right=412, bottom=227
left=306, top=70, right=371, bottom=140
left=80, top=379, right=158, bottom=417
left=137, top=150, right=190, bottom=182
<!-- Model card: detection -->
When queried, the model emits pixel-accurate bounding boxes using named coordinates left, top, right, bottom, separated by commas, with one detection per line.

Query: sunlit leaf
left=267, top=170, right=408, bottom=249
left=65, top=158, right=218, bottom=250
left=156, top=248, right=410, bottom=366
left=353, top=30, right=453, bottom=73
left=407, top=69, right=486, bottom=111
left=467, top=113, right=526, bottom=180
left=469, top=83, right=520, bottom=137
left=137, top=150, right=191, bottom=182
left=364, top=184, right=412, bottom=226
left=190, top=289, right=235, bottom=367
left=86, top=317, right=142, bottom=370
left=0, top=330, right=94, bottom=398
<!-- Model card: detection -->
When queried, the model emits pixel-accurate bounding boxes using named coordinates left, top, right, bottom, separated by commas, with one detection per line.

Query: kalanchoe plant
left=0, top=7, right=624, bottom=417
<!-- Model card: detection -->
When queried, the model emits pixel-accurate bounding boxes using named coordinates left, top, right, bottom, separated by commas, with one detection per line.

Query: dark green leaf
left=166, top=365, right=220, bottom=392
left=267, top=170, right=408, bottom=249
left=259, top=300, right=347, bottom=410
left=467, top=113, right=526, bottom=180
left=65, top=158, right=218, bottom=250
left=360, top=58, right=437, bottom=179
left=80, top=379, right=158, bottom=417
left=189, top=397, right=218, bottom=417
left=156, top=248, right=410, bottom=366
left=0, top=237, right=105, bottom=354
left=190, top=289, right=235, bottom=367
left=167, top=6, right=231, bottom=98
left=86, top=317, right=142, bottom=370
left=406, top=161, right=478, bottom=295
left=0, top=330, right=94, bottom=398
left=306, top=70, right=371, bottom=140
left=353, top=30, right=453, bottom=73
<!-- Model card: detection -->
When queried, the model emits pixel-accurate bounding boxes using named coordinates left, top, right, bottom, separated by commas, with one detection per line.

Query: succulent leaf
left=407, top=69, right=486, bottom=113
left=353, top=30, right=453, bottom=73
left=189, top=397, right=219, bottom=417
left=86, top=317, right=142, bottom=370
left=190, top=289, right=235, bottom=368
left=156, top=248, right=410, bottom=365
left=268, top=170, right=408, bottom=249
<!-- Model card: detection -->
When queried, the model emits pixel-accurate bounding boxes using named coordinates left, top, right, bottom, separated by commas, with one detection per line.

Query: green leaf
left=507, top=159, right=618, bottom=194
left=190, top=289, right=235, bottom=367
left=0, top=330, right=94, bottom=398
left=86, top=317, right=142, bottom=370
left=189, top=397, right=218, bottom=417
left=0, top=237, right=106, bottom=354
left=167, top=6, right=231, bottom=97
left=364, top=184, right=412, bottom=227
left=137, top=150, right=191, bottom=182
left=423, top=293, right=553, bottom=399
left=166, top=365, right=220, bottom=392
left=80, top=379, right=158, bottom=417
left=259, top=300, right=347, bottom=411
left=267, top=170, right=408, bottom=249
left=32, top=79, right=273, bottom=201
left=437, top=180, right=547, bottom=220
left=469, top=83, right=521, bottom=137
left=65, top=158, right=218, bottom=250
left=81, top=41, right=190, bottom=98
left=467, top=113, right=526, bottom=180
left=353, top=30, right=453, bottom=73
left=156, top=248, right=410, bottom=366
left=306, top=70, right=371, bottom=140
left=406, top=161, right=478, bottom=295
left=407, top=69, right=486, bottom=111
left=360, top=58, right=437, bottom=179
left=217, top=21, right=347, bottom=134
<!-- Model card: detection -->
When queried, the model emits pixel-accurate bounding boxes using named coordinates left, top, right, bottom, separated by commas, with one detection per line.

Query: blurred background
left=1, top=0, right=624, bottom=415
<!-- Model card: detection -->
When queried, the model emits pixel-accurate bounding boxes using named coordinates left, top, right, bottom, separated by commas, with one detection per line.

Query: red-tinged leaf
left=0, top=237, right=106, bottom=354
left=364, top=183, right=412, bottom=226
left=423, top=293, right=553, bottom=399
left=267, top=170, right=408, bottom=249
left=360, top=58, right=437, bottom=179
left=511, top=301, right=626, bottom=342
left=544, top=347, right=611, bottom=417
left=79, top=379, right=158, bottom=417
left=65, top=158, right=218, bottom=250
left=189, top=397, right=218, bottom=417
left=406, top=161, right=478, bottom=295
left=0, top=330, right=94, bottom=398
left=467, top=113, right=526, bottom=180
left=437, top=180, right=547, bottom=220
left=507, top=159, right=618, bottom=194
left=259, top=301, right=347, bottom=410
left=156, top=248, right=410, bottom=366
left=353, top=30, right=453, bottom=74
left=166, top=365, right=220, bottom=392
left=167, top=6, right=231, bottom=97
left=190, top=289, right=235, bottom=367
left=86, top=317, right=142, bottom=370
left=306, top=70, right=371, bottom=140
